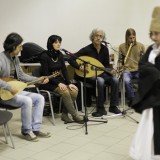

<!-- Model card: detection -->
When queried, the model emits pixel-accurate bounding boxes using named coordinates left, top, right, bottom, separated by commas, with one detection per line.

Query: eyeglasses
left=94, top=34, right=104, bottom=39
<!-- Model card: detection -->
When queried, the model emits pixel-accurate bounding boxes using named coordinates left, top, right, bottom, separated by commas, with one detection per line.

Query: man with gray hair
left=69, top=28, right=121, bottom=117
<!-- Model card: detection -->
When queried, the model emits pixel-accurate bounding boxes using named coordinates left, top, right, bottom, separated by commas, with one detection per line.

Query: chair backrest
left=32, top=67, right=41, bottom=77
left=19, top=42, right=45, bottom=63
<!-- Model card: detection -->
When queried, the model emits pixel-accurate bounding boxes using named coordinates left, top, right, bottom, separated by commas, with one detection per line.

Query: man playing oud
left=0, top=33, right=51, bottom=142
left=69, top=28, right=121, bottom=117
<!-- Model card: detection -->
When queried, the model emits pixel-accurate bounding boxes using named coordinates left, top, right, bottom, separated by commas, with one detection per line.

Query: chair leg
left=2, top=125, right=8, bottom=144
left=5, top=123, right=15, bottom=149
left=74, top=101, right=78, bottom=112
left=121, top=78, right=126, bottom=110
left=39, top=90, right=56, bottom=125
left=47, top=92, right=55, bottom=126
left=2, top=123, right=15, bottom=149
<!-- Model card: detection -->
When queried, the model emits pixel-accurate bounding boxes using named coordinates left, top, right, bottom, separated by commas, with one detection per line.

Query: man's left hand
left=40, top=76, right=49, bottom=84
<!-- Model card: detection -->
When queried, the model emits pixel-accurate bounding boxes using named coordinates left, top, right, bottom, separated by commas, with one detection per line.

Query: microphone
left=101, top=41, right=110, bottom=45
left=60, top=49, right=70, bottom=55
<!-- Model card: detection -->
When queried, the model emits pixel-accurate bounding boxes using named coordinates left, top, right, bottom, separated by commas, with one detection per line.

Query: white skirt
left=129, top=108, right=160, bottom=160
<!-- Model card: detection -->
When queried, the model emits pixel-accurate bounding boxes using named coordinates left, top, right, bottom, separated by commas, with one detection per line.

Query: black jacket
left=132, top=45, right=160, bottom=113
left=132, top=44, right=160, bottom=155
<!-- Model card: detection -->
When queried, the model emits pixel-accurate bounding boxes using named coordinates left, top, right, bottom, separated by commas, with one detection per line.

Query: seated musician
left=39, top=35, right=83, bottom=124
left=69, top=28, right=121, bottom=117
left=0, top=33, right=51, bottom=142
left=118, top=28, right=145, bottom=107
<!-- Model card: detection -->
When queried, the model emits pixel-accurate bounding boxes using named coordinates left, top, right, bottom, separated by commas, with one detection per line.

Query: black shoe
left=92, top=111, right=103, bottom=117
left=109, top=106, right=121, bottom=114
left=98, top=108, right=107, bottom=115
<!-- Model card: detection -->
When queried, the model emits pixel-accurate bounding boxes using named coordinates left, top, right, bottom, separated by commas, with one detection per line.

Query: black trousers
left=153, top=106, right=160, bottom=155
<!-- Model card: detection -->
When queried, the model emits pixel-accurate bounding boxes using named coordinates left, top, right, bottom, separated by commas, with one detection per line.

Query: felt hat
left=150, top=6, right=160, bottom=32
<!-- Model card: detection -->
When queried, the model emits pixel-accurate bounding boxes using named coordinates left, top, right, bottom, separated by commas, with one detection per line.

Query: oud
left=75, top=56, right=113, bottom=78
left=0, top=72, right=60, bottom=100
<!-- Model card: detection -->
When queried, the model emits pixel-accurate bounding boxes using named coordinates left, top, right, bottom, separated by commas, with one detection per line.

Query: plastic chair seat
left=0, top=110, right=15, bottom=149
left=0, top=104, right=20, bottom=110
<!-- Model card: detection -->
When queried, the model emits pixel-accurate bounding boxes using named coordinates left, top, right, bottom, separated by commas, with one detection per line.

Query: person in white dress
left=130, top=6, right=160, bottom=160
left=129, top=6, right=160, bottom=160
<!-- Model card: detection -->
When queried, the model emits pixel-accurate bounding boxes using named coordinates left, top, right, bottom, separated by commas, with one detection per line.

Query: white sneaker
left=22, top=131, right=39, bottom=142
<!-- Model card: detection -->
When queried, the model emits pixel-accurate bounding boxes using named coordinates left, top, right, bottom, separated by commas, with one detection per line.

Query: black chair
left=32, top=67, right=63, bottom=125
left=0, top=104, right=20, bottom=110
left=0, top=110, right=15, bottom=149
left=79, top=81, right=109, bottom=112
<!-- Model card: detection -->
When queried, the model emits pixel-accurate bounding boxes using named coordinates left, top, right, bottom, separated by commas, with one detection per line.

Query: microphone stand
left=102, top=42, right=139, bottom=123
left=62, top=49, right=107, bottom=135
left=103, top=41, right=138, bottom=64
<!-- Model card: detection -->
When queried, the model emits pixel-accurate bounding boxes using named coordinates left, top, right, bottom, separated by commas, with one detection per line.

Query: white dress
left=129, top=108, right=160, bottom=160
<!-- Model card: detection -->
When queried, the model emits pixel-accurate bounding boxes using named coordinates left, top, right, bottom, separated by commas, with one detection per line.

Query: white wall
left=0, top=0, right=159, bottom=52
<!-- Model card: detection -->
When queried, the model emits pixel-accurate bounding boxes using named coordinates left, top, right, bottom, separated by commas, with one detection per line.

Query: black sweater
left=39, top=51, right=70, bottom=88
left=69, top=43, right=110, bottom=70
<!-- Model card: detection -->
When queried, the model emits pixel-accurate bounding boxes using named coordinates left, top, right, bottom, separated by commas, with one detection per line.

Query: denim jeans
left=123, top=70, right=139, bottom=100
left=1, top=91, right=44, bottom=133
left=86, top=73, right=119, bottom=107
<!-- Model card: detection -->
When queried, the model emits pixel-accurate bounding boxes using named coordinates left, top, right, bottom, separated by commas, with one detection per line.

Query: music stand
left=62, top=49, right=107, bottom=135
left=102, top=42, right=139, bottom=123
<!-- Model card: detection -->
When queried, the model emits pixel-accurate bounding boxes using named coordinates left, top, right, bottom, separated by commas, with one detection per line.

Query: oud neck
left=26, top=78, right=41, bottom=86
left=26, top=74, right=56, bottom=86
